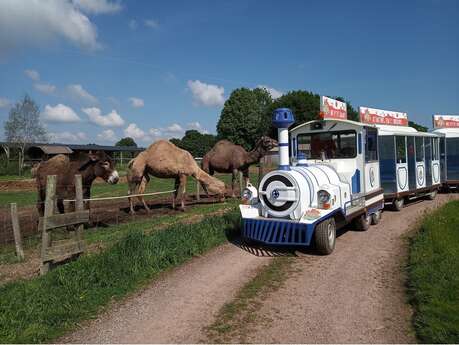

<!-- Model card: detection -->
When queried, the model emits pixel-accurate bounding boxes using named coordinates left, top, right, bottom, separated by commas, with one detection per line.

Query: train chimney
left=272, top=108, right=295, bottom=170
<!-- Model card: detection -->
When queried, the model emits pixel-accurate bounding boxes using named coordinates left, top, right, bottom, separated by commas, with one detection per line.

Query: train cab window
left=415, top=137, right=425, bottom=162
left=396, top=136, right=407, bottom=163
left=297, top=130, right=356, bottom=159
left=365, top=128, right=378, bottom=162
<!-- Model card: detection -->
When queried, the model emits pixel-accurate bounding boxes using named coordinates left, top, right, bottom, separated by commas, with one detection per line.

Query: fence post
left=40, top=175, right=56, bottom=275
left=239, top=171, right=244, bottom=196
left=196, top=180, right=200, bottom=201
left=10, top=203, right=24, bottom=260
left=258, top=163, right=263, bottom=188
left=74, top=175, right=85, bottom=252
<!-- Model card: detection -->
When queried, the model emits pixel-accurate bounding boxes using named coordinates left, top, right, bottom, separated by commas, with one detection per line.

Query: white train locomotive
left=240, top=97, right=385, bottom=254
left=239, top=97, right=442, bottom=254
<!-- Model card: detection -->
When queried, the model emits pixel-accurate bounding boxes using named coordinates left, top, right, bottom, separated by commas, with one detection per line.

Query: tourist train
left=239, top=97, right=457, bottom=254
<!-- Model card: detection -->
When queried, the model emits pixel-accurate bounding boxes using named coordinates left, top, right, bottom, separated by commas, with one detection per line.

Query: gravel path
left=240, top=194, right=458, bottom=343
left=62, top=193, right=457, bottom=343
left=61, top=243, right=272, bottom=343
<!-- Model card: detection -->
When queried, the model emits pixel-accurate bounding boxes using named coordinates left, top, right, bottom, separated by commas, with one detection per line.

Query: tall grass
left=0, top=209, right=241, bottom=343
left=408, top=200, right=459, bottom=343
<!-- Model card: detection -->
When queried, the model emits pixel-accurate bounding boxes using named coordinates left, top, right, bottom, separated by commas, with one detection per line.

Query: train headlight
left=242, top=183, right=258, bottom=205
left=318, top=190, right=331, bottom=209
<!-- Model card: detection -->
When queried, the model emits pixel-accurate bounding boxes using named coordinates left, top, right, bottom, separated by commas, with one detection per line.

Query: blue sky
left=0, top=0, right=458, bottom=145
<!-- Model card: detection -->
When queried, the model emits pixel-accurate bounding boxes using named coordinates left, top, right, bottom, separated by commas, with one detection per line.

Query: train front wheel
left=314, top=218, right=336, bottom=255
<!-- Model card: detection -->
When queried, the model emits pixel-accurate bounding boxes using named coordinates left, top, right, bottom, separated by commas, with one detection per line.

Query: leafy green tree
left=172, top=130, right=217, bottom=157
left=4, top=95, right=47, bottom=173
left=217, top=87, right=272, bottom=150
left=409, top=121, right=428, bottom=132
left=115, top=137, right=137, bottom=147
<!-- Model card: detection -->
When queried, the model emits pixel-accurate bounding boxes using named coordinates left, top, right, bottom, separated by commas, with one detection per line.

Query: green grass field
left=0, top=173, right=259, bottom=207
left=407, top=200, right=459, bottom=343
left=0, top=207, right=241, bottom=343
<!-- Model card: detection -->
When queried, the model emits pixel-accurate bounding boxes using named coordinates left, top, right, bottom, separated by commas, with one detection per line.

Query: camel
left=127, top=140, right=226, bottom=213
left=202, top=136, right=277, bottom=197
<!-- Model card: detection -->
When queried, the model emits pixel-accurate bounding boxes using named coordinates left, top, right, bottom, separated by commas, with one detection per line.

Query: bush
left=0, top=210, right=240, bottom=343
left=408, top=200, right=459, bottom=343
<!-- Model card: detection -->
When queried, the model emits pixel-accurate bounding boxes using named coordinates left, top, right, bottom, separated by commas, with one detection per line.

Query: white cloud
left=129, top=97, right=144, bottom=108
left=34, top=83, right=56, bottom=94
left=0, top=0, right=101, bottom=55
left=257, top=85, right=283, bottom=99
left=67, top=84, right=98, bottom=104
left=97, top=129, right=116, bottom=142
left=187, top=80, right=225, bottom=107
left=43, top=104, right=81, bottom=123
left=72, top=0, right=122, bottom=14
left=49, top=131, right=87, bottom=143
left=187, top=121, right=209, bottom=134
left=83, top=107, right=125, bottom=127
left=124, top=123, right=148, bottom=141
left=144, top=19, right=159, bottom=28
left=24, top=69, right=40, bottom=81
left=128, top=19, right=138, bottom=30
left=0, top=97, right=10, bottom=108
left=166, top=123, right=184, bottom=134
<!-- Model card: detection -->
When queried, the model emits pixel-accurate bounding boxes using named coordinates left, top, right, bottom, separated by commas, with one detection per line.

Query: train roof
left=375, top=124, right=439, bottom=137
left=290, top=118, right=375, bottom=132
left=431, top=128, right=459, bottom=138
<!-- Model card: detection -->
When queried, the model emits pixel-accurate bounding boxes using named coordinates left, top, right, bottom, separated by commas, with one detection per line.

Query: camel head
left=200, top=174, right=226, bottom=200
left=255, top=136, right=278, bottom=153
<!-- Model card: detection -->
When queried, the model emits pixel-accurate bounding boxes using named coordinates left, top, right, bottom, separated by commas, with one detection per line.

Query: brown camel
left=128, top=140, right=226, bottom=213
left=202, top=136, right=277, bottom=197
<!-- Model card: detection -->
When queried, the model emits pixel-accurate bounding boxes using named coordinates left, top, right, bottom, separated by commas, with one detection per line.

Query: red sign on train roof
left=320, top=96, right=347, bottom=120
left=359, top=107, right=408, bottom=126
left=433, top=115, right=459, bottom=128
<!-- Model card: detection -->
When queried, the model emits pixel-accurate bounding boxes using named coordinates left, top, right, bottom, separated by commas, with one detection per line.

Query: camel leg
left=173, top=177, right=180, bottom=210
left=200, top=181, right=209, bottom=196
left=231, top=169, right=238, bottom=198
left=178, top=175, right=187, bottom=211
left=138, top=175, right=150, bottom=213
left=242, top=168, right=250, bottom=187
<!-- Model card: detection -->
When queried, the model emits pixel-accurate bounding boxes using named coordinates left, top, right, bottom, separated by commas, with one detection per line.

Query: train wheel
left=392, top=198, right=404, bottom=211
left=427, top=189, right=438, bottom=200
left=354, top=213, right=371, bottom=231
left=314, top=218, right=336, bottom=255
left=371, top=210, right=382, bottom=225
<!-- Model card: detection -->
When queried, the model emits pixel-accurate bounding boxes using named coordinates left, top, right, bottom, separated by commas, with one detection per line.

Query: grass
left=0, top=207, right=241, bottom=343
left=0, top=172, right=260, bottom=207
left=205, top=257, right=295, bottom=343
left=0, top=200, right=237, bottom=265
left=407, top=200, right=459, bottom=344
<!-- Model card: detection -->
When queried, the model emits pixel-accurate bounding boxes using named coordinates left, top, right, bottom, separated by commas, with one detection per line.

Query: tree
left=217, top=87, right=272, bottom=150
left=408, top=121, right=428, bottom=132
left=4, top=95, right=47, bottom=174
left=171, top=130, right=218, bottom=157
left=115, top=137, right=137, bottom=147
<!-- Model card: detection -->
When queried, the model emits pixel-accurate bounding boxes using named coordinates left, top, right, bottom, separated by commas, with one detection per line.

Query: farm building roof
left=0, top=142, right=145, bottom=153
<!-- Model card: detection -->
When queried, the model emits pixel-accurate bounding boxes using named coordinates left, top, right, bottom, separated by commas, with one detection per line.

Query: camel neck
left=246, top=147, right=264, bottom=165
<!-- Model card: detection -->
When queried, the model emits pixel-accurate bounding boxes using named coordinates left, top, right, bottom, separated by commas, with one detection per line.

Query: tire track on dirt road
left=235, top=194, right=458, bottom=344
left=61, top=242, right=272, bottom=343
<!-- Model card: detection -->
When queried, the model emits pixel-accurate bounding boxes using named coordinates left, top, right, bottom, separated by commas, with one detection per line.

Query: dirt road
left=62, top=194, right=457, bottom=343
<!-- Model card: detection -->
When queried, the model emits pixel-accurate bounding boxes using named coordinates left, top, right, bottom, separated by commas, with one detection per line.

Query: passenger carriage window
left=365, top=128, right=378, bottom=162
left=432, top=138, right=439, bottom=160
left=415, top=137, right=425, bottom=162
left=297, top=130, right=356, bottom=159
left=425, top=138, right=432, bottom=161
left=396, top=136, right=406, bottom=163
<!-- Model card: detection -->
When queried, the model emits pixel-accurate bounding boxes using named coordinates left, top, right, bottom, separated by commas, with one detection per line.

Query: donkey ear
left=78, top=154, right=99, bottom=171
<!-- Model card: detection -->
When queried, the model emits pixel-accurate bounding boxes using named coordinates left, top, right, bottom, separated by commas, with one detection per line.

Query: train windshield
left=297, top=130, right=357, bottom=159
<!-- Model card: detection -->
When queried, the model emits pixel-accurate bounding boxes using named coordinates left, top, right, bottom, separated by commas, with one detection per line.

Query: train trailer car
left=359, top=107, right=441, bottom=210
left=239, top=97, right=384, bottom=255
left=432, top=114, right=459, bottom=190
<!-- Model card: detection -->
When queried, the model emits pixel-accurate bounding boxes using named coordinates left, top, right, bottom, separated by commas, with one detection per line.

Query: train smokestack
left=272, top=108, right=295, bottom=170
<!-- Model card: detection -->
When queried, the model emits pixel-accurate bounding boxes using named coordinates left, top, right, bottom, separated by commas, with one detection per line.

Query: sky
left=0, top=0, right=458, bottom=145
